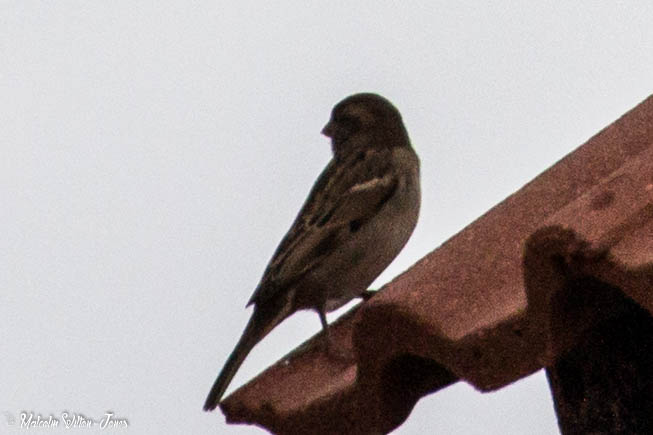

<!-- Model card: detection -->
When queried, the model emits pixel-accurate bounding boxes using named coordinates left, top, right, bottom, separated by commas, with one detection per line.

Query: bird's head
left=321, top=93, right=408, bottom=158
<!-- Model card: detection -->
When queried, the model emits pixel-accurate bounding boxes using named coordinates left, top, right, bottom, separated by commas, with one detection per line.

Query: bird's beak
left=321, top=121, right=334, bottom=137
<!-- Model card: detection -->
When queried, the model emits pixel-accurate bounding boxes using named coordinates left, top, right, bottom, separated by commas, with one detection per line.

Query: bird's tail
left=203, top=299, right=290, bottom=411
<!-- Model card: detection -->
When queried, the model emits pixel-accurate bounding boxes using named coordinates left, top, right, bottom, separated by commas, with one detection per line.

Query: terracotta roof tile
left=220, top=95, right=653, bottom=434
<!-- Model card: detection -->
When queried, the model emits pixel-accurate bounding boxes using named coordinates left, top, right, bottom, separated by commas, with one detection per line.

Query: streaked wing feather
left=248, top=148, right=395, bottom=306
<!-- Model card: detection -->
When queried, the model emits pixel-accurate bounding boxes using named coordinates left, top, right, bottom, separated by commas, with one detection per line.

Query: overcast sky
left=2, top=2, right=653, bottom=434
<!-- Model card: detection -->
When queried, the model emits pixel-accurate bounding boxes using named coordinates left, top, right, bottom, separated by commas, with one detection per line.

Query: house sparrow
left=203, top=93, right=420, bottom=411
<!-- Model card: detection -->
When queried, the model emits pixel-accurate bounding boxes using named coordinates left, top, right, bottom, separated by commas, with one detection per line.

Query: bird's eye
left=337, top=115, right=359, bottom=133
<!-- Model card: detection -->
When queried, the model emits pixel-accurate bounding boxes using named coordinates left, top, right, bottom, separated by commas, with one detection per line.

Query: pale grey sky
left=2, top=2, right=653, bottom=434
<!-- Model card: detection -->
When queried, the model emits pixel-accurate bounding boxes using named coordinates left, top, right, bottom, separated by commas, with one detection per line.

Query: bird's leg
left=316, top=290, right=377, bottom=359
left=318, top=307, right=355, bottom=361
left=318, top=308, right=329, bottom=333
left=318, top=307, right=336, bottom=354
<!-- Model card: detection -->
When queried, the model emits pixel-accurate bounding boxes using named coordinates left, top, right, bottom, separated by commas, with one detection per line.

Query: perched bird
left=203, top=93, right=420, bottom=411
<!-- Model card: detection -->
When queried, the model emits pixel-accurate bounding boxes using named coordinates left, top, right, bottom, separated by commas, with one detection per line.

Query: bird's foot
left=322, top=331, right=355, bottom=362
left=317, top=308, right=354, bottom=361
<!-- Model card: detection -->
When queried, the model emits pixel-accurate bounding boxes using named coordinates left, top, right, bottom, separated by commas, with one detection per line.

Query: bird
left=203, top=93, right=420, bottom=411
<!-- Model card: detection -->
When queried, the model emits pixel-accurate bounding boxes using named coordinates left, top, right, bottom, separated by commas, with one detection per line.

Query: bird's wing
left=247, top=148, right=397, bottom=306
